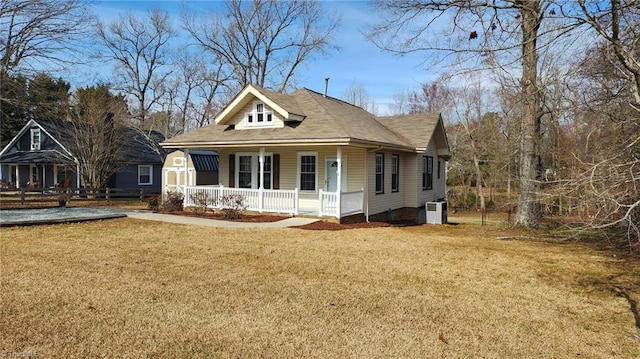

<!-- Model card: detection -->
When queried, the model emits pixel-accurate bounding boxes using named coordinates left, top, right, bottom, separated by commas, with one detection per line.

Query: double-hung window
left=138, top=165, right=153, bottom=185
left=30, top=128, right=41, bottom=150
left=422, top=156, right=433, bottom=190
left=262, top=155, right=272, bottom=189
left=236, top=153, right=273, bottom=189
left=375, top=153, right=384, bottom=194
left=298, top=153, right=317, bottom=191
left=238, top=155, right=252, bottom=188
left=391, top=154, right=399, bottom=192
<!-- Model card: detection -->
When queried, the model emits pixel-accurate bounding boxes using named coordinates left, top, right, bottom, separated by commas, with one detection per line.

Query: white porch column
left=76, top=161, right=80, bottom=191
left=15, top=165, right=20, bottom=188
left=163, top=168, right=168, bottom=193
left=336, top=146, right=342, bottom=218
left=258, top=147, right=265, bottom=212
left=183, top=149, right=189, bottom=194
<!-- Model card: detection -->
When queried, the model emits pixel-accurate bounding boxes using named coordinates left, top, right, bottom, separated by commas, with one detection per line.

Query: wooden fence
left=0, top=187, right=161, bottom=205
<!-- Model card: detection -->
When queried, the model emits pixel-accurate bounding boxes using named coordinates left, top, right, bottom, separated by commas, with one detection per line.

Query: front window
left=299, top=153, right=317, bottom=191
left=262, top=155, right=272, bottom=189
left=391, top=154, right=399, bottom=192
left=238, top=155, right=252, bottom=188
left=375, top=153, right=384, bottom=194
left=235, top=153, right=272, bottom=189
left=138, top=165, right=153, bottom=185
left=423, top=156, right=433, bottom=190
left=30, top=128, right=41, bottom=150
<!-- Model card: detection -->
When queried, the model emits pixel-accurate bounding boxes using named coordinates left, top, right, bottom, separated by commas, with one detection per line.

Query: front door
left=325, top=158, right=347, bottom=192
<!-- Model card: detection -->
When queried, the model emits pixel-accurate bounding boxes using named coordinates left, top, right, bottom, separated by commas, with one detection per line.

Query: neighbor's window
left=30, top=128, right=41, bottom=150
left=437, top=159, right=441, bottom=179
left=55, top=165, right=66, bottom=185
left=391, top=154, right=399, bottom=192
left=299, top=153, right=317, bottom=191
left=375, top=153, right=384, bottom=194
left=138, top=165, right=153, bottom=185
left=422, top=156, right=433, bottom=190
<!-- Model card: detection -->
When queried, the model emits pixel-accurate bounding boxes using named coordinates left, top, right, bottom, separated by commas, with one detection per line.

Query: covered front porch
left=0, top=151, right=78, bottom=190
left=182, top=185, right=364, bottom=218
left=166, top=145, right=367, bottom=219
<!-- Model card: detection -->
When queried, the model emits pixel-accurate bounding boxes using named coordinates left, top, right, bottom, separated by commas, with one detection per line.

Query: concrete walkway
left=126, top=211, right=320, bottom=228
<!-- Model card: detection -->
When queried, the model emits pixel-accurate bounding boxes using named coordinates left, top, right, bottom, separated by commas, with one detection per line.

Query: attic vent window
left=30, top=128, right=41, bottom=150
left=245, top=102, right=273, bottom=126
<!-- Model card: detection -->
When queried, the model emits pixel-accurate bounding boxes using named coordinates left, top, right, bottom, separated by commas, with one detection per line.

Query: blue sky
left=90, top=0, right=440, bottom=114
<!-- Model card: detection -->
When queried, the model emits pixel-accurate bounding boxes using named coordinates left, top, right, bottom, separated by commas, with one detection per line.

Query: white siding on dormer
left=233, top=100, right=285, bottom=130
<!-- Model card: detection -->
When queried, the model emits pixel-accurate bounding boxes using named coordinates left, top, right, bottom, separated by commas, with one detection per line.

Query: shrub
left=219, top=194, right=246, bottom=219
left=147, top=195, right=160, bottom=211
left=190, top=191, right=213, bottom=215
left=164, top=191, right=184, bottom=212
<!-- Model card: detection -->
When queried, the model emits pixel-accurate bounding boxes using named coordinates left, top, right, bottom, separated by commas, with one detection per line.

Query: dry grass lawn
left=1, top=216, right=639, bottom=358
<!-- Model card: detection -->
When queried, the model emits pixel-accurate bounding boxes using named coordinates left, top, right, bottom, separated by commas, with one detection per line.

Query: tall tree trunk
left=515, top=0, right=543, bottom=227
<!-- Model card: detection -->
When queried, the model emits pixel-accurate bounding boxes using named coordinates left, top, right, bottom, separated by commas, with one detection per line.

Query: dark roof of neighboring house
left=0, top=118, right=165, bottom=165
left=0, top=150, right=75, bottom=164
left=189, top=150, right=218, bottom=171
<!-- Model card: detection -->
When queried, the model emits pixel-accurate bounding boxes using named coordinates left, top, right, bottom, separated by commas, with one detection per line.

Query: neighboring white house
left=161, top=84, right=450, bottom=223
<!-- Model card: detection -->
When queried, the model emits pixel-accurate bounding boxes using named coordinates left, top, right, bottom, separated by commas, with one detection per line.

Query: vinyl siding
left=366, top=150, right=405, bottom=215
left=414, top=137, right=447, bottom=208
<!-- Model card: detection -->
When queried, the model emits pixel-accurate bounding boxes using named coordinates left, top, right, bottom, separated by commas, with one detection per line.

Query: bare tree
left=96, top=8, right=175, bottom=129
left=183, top=0, right=339, bottom=92
left=368, top=1, right=571, bottom=228
left=172, top=51, right=231, bottom=133
left=0, top=0, right=93, bottom=77
left=66, top=84, right=130, bottom=189
left=342, top=81, right=378, bottom=114
left=390, top=88, right=409, bottom=115
left=408, top=80, right=453, bottom=115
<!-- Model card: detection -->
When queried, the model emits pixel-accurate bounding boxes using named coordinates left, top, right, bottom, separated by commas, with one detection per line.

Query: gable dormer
left=236, top=100, right=281, bottom=129
left=214, top=85, right=305, bottom=130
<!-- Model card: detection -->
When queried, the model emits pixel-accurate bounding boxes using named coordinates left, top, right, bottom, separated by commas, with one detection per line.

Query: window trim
left=375, top=153, right=384, bottom=194
left=391, top=154, right=399, bottom=193
left=422, top=156, right=433, bottom=190
left=30, top=128, right=41, bottom=151
left=138, top=165, right=153, bottom=185
left=297, top=152, right=318, bottom=193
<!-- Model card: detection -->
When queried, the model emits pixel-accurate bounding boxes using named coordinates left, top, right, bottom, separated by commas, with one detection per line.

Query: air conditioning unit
left=426, top=201, right=447, bottom=224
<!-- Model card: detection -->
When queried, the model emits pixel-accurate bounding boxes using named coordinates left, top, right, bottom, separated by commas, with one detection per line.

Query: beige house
left=162, top=84, right=450, bottom=223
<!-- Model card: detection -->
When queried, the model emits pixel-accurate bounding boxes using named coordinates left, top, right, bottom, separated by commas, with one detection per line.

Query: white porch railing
left=182, top=185, right=299, bottom=215
left=319, top=188, right=364, bottom=218
left=341, top=189, right=365, bottom=216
